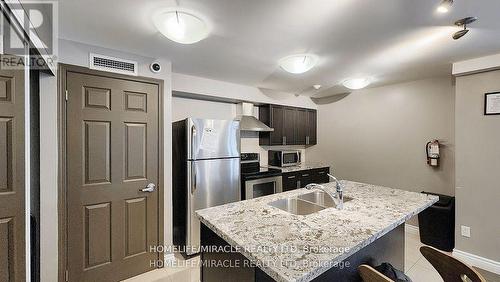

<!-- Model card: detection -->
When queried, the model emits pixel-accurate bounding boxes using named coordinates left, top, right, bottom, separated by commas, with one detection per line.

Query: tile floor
left=124, top=227, right=499, bottom=282
left=404, top=229, right=447, bottom=281
left=123, top=253, right=200, bottom=282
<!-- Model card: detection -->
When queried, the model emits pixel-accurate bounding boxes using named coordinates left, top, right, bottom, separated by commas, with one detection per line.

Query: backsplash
left=240, top=131, right=306, bottom=166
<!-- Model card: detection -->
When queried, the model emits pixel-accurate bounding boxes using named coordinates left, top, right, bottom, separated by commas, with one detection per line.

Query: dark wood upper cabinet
left=296, top=109, right=308, bottom=145
left=259, top=105, right=317, bottom=146
left=259, top=105, right=283, bottom=145
left=270, top=105, right=284, bottom=145
left=283, top=107, right=297, bottom=145
left=307, top=109, right=317, bottom=145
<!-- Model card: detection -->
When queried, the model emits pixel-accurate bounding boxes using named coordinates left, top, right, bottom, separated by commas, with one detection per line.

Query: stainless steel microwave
left=268, top=150, right=301, bottom=167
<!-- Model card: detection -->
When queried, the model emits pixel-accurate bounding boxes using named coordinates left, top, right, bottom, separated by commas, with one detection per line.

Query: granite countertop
left=266, top=162, right=330, bottom=173
left=196, top=181, right=438, bottom=282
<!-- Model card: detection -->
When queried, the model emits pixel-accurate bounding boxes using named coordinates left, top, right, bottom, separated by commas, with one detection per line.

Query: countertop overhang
left=196, top=181, right=438, bottom=282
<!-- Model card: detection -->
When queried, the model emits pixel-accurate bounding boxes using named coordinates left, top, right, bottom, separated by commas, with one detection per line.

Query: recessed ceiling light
left=437, top=0, right=453, bottom=13
left=154, top=9, right=209, bottom=44
left=279, top=54, right=318, bottom=74
left=313, top=84, right=322, bottom=90
left=342, top=78, right=371, bottom=90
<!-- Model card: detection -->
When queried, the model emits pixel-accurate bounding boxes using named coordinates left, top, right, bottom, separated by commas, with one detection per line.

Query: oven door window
left=252, top=182, right=276, bottom=198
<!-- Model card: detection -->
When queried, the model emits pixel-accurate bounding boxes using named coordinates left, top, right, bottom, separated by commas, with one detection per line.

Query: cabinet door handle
left=318, top=171, right=325, bottom=174
left=306, top=136, right=309, bottom=145
left=282, top=136, right=286, bottom=145
left=302, top=174, right=309, bottom=177
left=297, top=180, right=301, bottom=189
left=287, top=176, right=296, bottom=179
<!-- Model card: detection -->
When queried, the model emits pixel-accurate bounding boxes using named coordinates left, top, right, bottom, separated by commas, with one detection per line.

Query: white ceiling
left=59, top=0, right=500, bottom=97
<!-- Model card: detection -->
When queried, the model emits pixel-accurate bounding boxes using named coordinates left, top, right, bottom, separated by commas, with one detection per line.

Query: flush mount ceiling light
left=154, top=9, right=209, bottom=44
left=437, top=0, right=453, bottom=13
left=343, top=78, right=371, bottom=90
left=279, top=54, right=318, bottom=74
left=453, top=17, right=478, bottom=40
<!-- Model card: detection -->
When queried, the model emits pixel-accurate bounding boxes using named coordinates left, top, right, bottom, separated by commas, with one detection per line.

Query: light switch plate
left=461, top=225, right=471, bottom=238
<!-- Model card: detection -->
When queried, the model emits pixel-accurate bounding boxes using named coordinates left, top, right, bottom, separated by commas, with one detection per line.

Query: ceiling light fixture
left=279, top=54, right=318, bottom=74
left=342, top=78, right=371, bottom=90
left=453, top=17, right=478, bottom=40
left=436, top=0, right=453, bottom=13
left=154, top=9, right=209, bottom=44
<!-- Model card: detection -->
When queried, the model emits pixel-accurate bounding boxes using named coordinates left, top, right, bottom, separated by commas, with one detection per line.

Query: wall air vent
left=89, top=53, right=138, bottom=76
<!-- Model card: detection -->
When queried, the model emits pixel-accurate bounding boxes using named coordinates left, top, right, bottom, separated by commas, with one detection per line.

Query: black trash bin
left=418, top=192, right=455, bottom=252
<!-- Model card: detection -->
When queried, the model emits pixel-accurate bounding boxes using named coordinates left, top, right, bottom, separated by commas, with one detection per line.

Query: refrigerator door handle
left=186, top=161, right=195, bottom=252
left=191, top=163, right=197, bottom=194
left=191, top=124, right=196, bottom=159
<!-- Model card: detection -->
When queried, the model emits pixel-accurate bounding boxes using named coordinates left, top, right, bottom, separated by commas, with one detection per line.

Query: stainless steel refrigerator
left=172, top=118, right=240, bottom=255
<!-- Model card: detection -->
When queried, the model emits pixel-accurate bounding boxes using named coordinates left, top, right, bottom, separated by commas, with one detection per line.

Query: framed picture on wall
left=484, top=92, right=500, bottom=115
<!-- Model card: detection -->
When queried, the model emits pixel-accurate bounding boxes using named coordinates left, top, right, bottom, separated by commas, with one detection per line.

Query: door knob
left=140, top=183, right=156, bottom=193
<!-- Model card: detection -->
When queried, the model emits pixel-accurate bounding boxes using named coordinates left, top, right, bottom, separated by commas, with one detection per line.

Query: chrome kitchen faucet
left=305, top=173, right=344, bottom=210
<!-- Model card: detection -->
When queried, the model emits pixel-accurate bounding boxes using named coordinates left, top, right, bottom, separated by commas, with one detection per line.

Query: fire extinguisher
left=426, top=140, right=440, bottom=167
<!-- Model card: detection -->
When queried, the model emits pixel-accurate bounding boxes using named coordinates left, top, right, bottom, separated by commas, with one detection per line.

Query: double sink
left=268, top=191, right=353, bottom=215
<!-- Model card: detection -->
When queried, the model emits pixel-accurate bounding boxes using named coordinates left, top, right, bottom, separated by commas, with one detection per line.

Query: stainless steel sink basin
left=298, top=191, right=353, bottom=208
left=268, top=198, right=325, bottom=215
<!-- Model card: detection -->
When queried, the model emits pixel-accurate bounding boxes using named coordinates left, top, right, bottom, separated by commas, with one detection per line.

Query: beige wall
left=39, top=72, right=58, bottom=282
left=455, top=70, right=500, bottom=262
left=308, top=77, right=455, bottom=201
left=172, top=97, right=237, bottom=122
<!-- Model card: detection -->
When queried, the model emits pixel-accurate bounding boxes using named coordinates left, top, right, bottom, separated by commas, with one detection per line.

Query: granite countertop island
left=196, top=181, right=438, bottom=282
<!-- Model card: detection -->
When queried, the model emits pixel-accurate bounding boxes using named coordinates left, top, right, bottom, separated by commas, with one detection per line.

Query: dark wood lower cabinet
left=200, top=223, right=405, bottom=282
left=311, top=168, right=329, bottom=184
left=282, top=167, right=330, bottom=192
left=282, top=173, right=300, bottom=192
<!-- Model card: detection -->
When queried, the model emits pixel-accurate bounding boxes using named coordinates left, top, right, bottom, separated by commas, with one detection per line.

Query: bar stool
left=358, top=246, right=486, bottom=282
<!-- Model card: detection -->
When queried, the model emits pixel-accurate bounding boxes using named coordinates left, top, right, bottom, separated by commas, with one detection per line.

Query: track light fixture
left=453, top=17, right=478, bottom=40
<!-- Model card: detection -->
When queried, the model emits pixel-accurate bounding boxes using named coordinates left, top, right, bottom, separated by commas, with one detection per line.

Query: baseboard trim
left=453, top=249, right=500, bottom=275
left=405, top=224, right=419, bottom=236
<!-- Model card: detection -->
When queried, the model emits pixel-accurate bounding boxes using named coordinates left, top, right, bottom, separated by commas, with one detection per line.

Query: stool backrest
left=420, top=246, right=486, bottom=282
left=358, top=264, right=393, bottom=282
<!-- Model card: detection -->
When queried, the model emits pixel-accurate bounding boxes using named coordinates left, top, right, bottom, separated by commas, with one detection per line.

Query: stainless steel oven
left=268, top=150, right=301, bottom=167
left=241, top=153, right=283, bottom=200
left=244, top=176, right=282, bottom=200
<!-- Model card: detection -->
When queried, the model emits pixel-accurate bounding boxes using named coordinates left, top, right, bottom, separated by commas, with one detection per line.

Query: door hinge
left=65, top=90, right=68, bottom=101
left=65, top=270, right=69, bottom=281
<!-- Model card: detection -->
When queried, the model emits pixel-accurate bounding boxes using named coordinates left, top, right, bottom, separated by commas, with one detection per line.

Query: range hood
left=236, top=102, right=274, bottom=132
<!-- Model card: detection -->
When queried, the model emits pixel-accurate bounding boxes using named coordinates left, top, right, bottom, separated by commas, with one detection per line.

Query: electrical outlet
left=461, top=225, right=471, bottom=238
